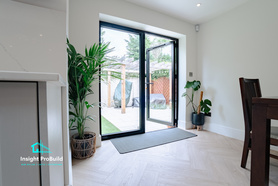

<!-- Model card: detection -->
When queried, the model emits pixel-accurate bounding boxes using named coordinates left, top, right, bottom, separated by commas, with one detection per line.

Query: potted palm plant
left=67, top=39, right=116, bottom=159
left=182, top=80, right=212, bottom=127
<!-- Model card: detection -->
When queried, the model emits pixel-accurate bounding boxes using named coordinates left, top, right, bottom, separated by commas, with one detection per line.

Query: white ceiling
left=125, top=0, right=250, bottom=24
left=11, top=0, right=250, bottom=24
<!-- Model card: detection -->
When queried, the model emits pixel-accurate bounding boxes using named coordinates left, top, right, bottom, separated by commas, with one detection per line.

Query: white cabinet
left=0, top=71, right=65, bottom=186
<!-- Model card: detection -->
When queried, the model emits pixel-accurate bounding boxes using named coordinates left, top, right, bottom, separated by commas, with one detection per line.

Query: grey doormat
left=110, top=128, right=197, bottom=154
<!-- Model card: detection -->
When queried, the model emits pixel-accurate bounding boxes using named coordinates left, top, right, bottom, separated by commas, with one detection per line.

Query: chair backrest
left=239, top=78, right=262, bottom=132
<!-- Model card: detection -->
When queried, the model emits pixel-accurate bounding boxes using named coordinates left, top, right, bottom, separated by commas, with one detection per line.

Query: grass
left=101, top=116, right=121, bottom=135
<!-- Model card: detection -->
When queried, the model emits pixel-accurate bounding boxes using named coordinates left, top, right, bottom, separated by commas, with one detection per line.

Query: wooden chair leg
left=241, top=138, right=250, bottom=168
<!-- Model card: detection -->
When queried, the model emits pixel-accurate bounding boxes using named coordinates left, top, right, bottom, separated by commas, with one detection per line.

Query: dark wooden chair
left=239, top=77, right=278, bottom=168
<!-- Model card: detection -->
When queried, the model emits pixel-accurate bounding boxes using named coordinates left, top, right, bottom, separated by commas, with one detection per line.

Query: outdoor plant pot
left=71, top=132, right=96, bottom=159
left=191, top=113, right=205, bottom=126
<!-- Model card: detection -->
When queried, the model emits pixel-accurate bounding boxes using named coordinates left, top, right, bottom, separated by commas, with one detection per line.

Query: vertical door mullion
left=139, top=32, right=145, bottom=133
left=171, top=42, right=175, bottom=125
left=146, top=49, right=150, bottom=120
left=174, top=40, right=179, bottom=126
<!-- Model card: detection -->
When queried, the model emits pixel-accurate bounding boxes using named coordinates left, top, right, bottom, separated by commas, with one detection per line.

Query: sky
left=101, top=27, right=132, bottom=58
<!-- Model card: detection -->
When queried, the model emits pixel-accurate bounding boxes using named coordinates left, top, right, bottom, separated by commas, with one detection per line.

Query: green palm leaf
left=67, top=39, right=119, bottom=138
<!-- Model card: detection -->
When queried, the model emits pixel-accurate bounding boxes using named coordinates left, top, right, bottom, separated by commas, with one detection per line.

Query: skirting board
left=96, top=134, right=102, bottom=147
left=186, top=122, right=245, bottom=141
left=178, top=120, right=186, bottom=130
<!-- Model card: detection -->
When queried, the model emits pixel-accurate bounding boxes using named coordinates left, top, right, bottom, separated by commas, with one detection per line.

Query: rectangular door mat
left=110, top=128, right=197, bottom=154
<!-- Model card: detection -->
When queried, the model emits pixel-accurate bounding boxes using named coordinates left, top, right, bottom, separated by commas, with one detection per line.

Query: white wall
left=0, top=1, right=72, bottom=185
left=197, top=0, right=278, bottom=140
left=0, top=0, right=67, bottom=79
left=69, top=0, right=197, bottom=144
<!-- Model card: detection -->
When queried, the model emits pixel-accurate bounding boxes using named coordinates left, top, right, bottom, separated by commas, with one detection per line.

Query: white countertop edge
left=0, top=71, right=66, bottom=86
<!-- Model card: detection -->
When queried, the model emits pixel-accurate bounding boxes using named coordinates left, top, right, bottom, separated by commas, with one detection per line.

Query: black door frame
left=99, top=21, right=178, bottom=140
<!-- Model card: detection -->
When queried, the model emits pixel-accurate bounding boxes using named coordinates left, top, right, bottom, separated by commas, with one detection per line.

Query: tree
left=125, top=35, right=172, bottom=63
left=125, top=35, right=152, bottom=61
left=125, top=34, right=140, bottom=61
left=157, top=53, right=171, bottom=63
left=149, top=37, right=172, bottom=63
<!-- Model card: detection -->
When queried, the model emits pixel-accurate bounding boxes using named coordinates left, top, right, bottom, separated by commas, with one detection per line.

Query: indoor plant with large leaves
left=67, top=39, right=115, bottom=159
left=182, top=80, right=212, bottom=127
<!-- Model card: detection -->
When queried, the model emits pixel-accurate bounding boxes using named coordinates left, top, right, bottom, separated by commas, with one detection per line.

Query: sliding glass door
left=100, top=22, right=178, bottom=140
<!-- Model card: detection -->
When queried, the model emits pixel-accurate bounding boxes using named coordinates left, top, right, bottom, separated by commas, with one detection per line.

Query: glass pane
left=101, top=27, right=140, bottom=135
left=148, top=44, right=172, bottom=123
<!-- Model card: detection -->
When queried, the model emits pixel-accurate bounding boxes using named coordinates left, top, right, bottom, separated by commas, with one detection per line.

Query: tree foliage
left=125, top=34, right=142, bottom=61
left=125, top=35, right=172, bottom=63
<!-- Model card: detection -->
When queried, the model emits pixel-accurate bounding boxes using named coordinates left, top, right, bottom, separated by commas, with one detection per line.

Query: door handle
left=145, top=82, right=154, bottom=85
